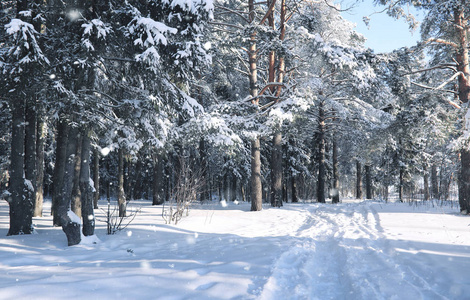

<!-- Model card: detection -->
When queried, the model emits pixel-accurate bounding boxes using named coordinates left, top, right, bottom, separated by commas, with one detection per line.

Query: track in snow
left=259, top=201, right=451, bottom=300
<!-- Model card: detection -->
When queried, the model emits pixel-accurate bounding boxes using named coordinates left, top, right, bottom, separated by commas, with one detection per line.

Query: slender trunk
left=199, top=138, right=209, bottom=201
left=431, top=164, right=439, bottom=199
left=455, top=7, right=470, bottom=212
left=70, top=132, right=82, bottom=217
left=34, top=104, right=46, bottom=217
left=332, top=139, right=340, bottom=203
left=152, top=153, right=165, bottom=205
left=93, top=148, right=99, bottom=209
left=80, top=130, right=94, bottom=236
left=251, top=138, right=262, bottom=211
left=230, top=175, right=237, bottom=201
left=24, top=98, right=36, bottom=219
left=249, top=0, right=262, bottom=211
left=423, top=165, right=430, bottom=201
left=356, top=161, right=362, bottom=199
left=291, top=175, right=298, bottom=203
left=132, top=158, right=143, bottom=200
left=317, top=101, right=326, bottom=204
left=118, top=148, right=126, bottom=217
left=365, top=165, right=372, bottom=200
left=399, top=167, right=404, bottom=203
left=271, top=131, right=283, bottom=207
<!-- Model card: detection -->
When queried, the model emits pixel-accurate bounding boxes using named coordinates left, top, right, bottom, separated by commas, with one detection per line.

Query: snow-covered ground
left=0, top=198, right=469, bottom=299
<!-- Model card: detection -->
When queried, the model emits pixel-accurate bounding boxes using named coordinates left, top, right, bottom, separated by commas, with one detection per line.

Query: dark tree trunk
left=251, top=137, right=262, bottom=211
left=271, top=131, right=283, bottom=207
left=231, top=175, right=237, bottom=202
left=332, top=139, right=340, bottom=203
left=34, top=103, right=46, bottom=217
left=199, top=138, right=209, bottom=201
left=52, top=118, right=69, bottom=226
left=399, top=167, right=404, bottom=203
left=93, top=148, right=99, bottom=209
left=459, top=150, right=470, bottom=213
left=80, top=130, right=94, bottom=236
left=8, top=97, right=33, bottom=235
left=118, top=148, right=126, bottom=217
left=70, top=130, right=82, bottom=218
left=54, top=118, right=81, bottom=245
left=291, top=175, right=298, bottom=203
left=356, top=161, right=362, bottom=200
left=132, top=158, right=144, bottom=200
left=317, top=100, right=326, bottom=204
left=454, top=7, right=470, bottom=212
left=431, top=164, right=439, bottom=199
left=365, top=165, right=372, bottom=200
left=423, top=166, right=430, bottom=201
left=24, top=98, right=37, bottom=219
left=152, top=152, right=165, bottom=205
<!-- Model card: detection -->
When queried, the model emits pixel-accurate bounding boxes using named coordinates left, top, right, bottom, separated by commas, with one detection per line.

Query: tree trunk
left=80, top=130, right=94, bottom=236
left=454, top=6, right=470, bottom=213
left=356, top=161, right=362, bottom=200
left=423, top=165, right=430, bottom=201
left=34, top=104, right=46, bottom=217
left=365, top=165, right=372, bottom=200
left=291, top=175, right=298, bottom=203
left=317, top=100, right=326, bottom=203
left=199, top=138, right=209, bottom=202
left=93, top=148, right=100, bottom=209
left=251, top=137, right=262, bottom=211
left=52, top=118, right=68, bottom=225
left=431, top=164, right=439, bottom=199
left=271, top=131, right=283, bottom=207
left=332, top=139, right=340, bottom=203
left=399, top=167, right=404, bottom=203
left=118, top=148, right=126, bottom=217
left=54, top=118, right=81, bottom=245
left=152, top=152, right=165, bottom=205
left=70, top=130, right=82, bottom=218
left=8, top=97, right=33, bottom=235
left=24, top=98, right=36, bottom=221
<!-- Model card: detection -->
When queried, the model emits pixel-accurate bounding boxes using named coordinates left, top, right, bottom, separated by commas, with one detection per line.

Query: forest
left=0, top=0, right=469, bottom=247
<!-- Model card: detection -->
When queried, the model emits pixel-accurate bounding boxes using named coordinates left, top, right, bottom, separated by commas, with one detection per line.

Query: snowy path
left=0, top=199, right=469, bottom=299
left=259, top=202, right=468, bottom=300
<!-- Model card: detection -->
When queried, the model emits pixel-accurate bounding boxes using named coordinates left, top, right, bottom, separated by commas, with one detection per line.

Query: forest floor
left=0, top=197, right=469, bottom=299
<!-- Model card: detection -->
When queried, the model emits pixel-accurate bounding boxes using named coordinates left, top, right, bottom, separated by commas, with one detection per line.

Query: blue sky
left=340, top=0, right=422, bottom=53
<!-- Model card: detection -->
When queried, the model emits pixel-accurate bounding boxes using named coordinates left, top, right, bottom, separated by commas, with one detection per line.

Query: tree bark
left=70, top=130, right=82, bottom=218
left=271, top=131, right=283, bottom=207
left=291, top=175, right=298, bottom=203
left=118, top=148, right=126, bottom=217
left=8, top=97, right=33, bottom=235
left=399, top=167, right=404, bottom=203
left=24, top=98, right=37, bottom=220
left=423, top=165, right=430, bottom=201
left=52, top=118, right=69, bottom=226
left=251, top=138, right=263, bottom=211
left=93, top=148, right=100, bottom=209
left=80, top=130, right=94, bottom=236
left=454, top=6, right=470, bottom=213
left=365, top=165, right=372, bottom=200
left=53, top=118, right=81, bottom=245
left=356, top=161, right=362, bottom=200
left=332, top=139, right=340, bottom=203
left=34, top=103, right=46, bottom=217
left=317, top=100, right=326, bottom=203
left=431, top=164, right=439, bottom=199
left=152, top=152, right=165, bottom=205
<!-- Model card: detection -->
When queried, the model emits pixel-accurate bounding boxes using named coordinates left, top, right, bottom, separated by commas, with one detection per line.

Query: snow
left=0, top=198, right=469, bottom=299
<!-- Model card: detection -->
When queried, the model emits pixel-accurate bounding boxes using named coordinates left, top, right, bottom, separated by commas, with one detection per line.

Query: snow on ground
left=0, top=198, right=469, bottom=300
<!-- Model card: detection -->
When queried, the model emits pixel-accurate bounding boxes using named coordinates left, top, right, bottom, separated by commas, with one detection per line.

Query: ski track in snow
left=259, top=202, right=463, bottom=300
left=0, top=199, right=469, bottom=299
